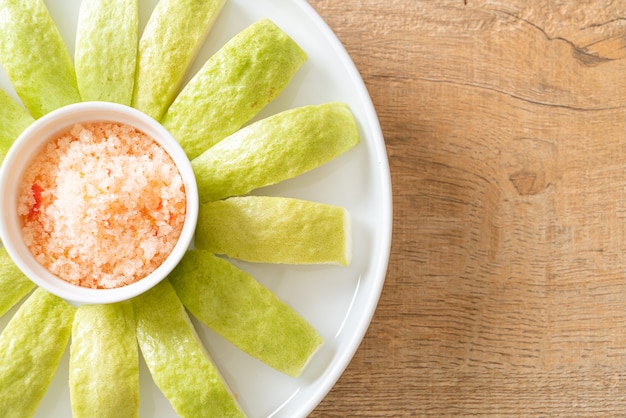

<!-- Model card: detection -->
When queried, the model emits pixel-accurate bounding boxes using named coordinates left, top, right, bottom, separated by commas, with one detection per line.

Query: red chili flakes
left=28, top=184, right=44, bottom=221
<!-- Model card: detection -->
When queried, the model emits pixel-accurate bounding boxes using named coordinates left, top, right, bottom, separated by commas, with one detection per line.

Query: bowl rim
left=0, top=101, right=199, bottom=306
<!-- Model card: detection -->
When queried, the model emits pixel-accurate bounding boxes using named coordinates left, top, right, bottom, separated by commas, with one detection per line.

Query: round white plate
left=0, top=0, right=392, bottom=416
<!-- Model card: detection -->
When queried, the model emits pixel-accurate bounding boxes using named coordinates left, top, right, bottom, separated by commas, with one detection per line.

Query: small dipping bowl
left=0, top=102, right=198, bottom=306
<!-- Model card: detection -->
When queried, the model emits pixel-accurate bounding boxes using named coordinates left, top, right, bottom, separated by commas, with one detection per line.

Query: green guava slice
left=69, top=302, right=139, bottom=418
left=0, top=247, right=36, bottom=319
left=192, top=102, right=360, bottom=203
left=0, top=0, right=80, bottom=118
left=169, top=249, right=324, bottom=377
left=0, top=90, right=34, bottom=165
left=0, top=288, right=75, bottom=418
left=74, top=0, right=138, bottom=105
left=161, top=18, right=308, bottom=160
left=131, top=0, right=225, bottom=120
left=132, top=280, right=244, bottom=418
left=196, top=196, right=352, bottom=265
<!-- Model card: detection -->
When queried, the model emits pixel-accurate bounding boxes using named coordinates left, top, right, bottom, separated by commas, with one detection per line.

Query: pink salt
left=17, top=122, right=186, bottom=289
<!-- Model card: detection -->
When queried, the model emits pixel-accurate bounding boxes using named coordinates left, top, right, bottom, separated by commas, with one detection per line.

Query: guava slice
left=69, top=302, right=139, bottom=418
left=161, top=18, right=308, bottom=160
left=0, top=90, right=34, bottom=164
left=131, top=0, right=225, bottom=120
left=0, top=288, right=75, bottom=418
left=192, top=102, right=360, bottom=203
left=132, top=280, right=244, bottom=418
left=74, top=0, right=138, bottom=105
left=196, top=196, right=352, bottom=265
left=0, top=0, right=80, bottom=118
left=169, top=249, right=324, bottom=377
left=0, top=247, right=35, bottom=319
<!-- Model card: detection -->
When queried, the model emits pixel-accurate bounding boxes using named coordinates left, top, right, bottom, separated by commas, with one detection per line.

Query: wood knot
left=509, top=170, right=545, bottom=196
left=503, top=137, right=556, bottom=197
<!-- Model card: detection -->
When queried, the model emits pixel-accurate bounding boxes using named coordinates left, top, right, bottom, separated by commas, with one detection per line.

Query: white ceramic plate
left=0, top=0, right=392, bottom=416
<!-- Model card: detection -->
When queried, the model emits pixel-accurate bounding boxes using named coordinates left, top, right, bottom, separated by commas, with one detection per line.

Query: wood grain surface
left=307, top=0, right=626, bottom=416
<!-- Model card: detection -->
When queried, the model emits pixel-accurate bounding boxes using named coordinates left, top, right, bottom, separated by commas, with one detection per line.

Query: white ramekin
left=0, top=101, right=198, bottom=305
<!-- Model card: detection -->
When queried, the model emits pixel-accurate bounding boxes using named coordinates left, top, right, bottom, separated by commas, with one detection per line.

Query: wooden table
left=308, top=0, right=626, bottom=416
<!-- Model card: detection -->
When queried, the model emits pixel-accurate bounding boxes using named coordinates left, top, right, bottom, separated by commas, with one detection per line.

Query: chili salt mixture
left=17, top=122, right=186, bottom=289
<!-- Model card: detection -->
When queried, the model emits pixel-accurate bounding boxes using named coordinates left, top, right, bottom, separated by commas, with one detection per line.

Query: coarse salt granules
left=17, top=122, right=186, bottom=289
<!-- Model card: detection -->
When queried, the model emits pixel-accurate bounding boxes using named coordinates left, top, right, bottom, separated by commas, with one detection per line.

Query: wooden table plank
left=308, top=0, right=626, bottom=416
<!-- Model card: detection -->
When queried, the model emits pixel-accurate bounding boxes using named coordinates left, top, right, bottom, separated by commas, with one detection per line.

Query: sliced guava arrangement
left=162, top=17, right=309, bottom=160
left=0, top=248, right=35, bottom=317
left=70, top=303, right=140, bottom=417
left=0, top=91, right=33, bottom=164
left=0, top=0, right=361, bottom=416
left=169, top=249, right=324, bottom=378
left=193, top=102, right=360, bottom=203
left=0, top=289, right=75, bottom=417
left=133, top=280, right=245, bottom=417
left=131, top=0, right=226, bottom=120
left=196, top=196, right=351, bottom=265
left=0, top=0, right=81, bottom=118
left=74, top=0, right=138, bottom=105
